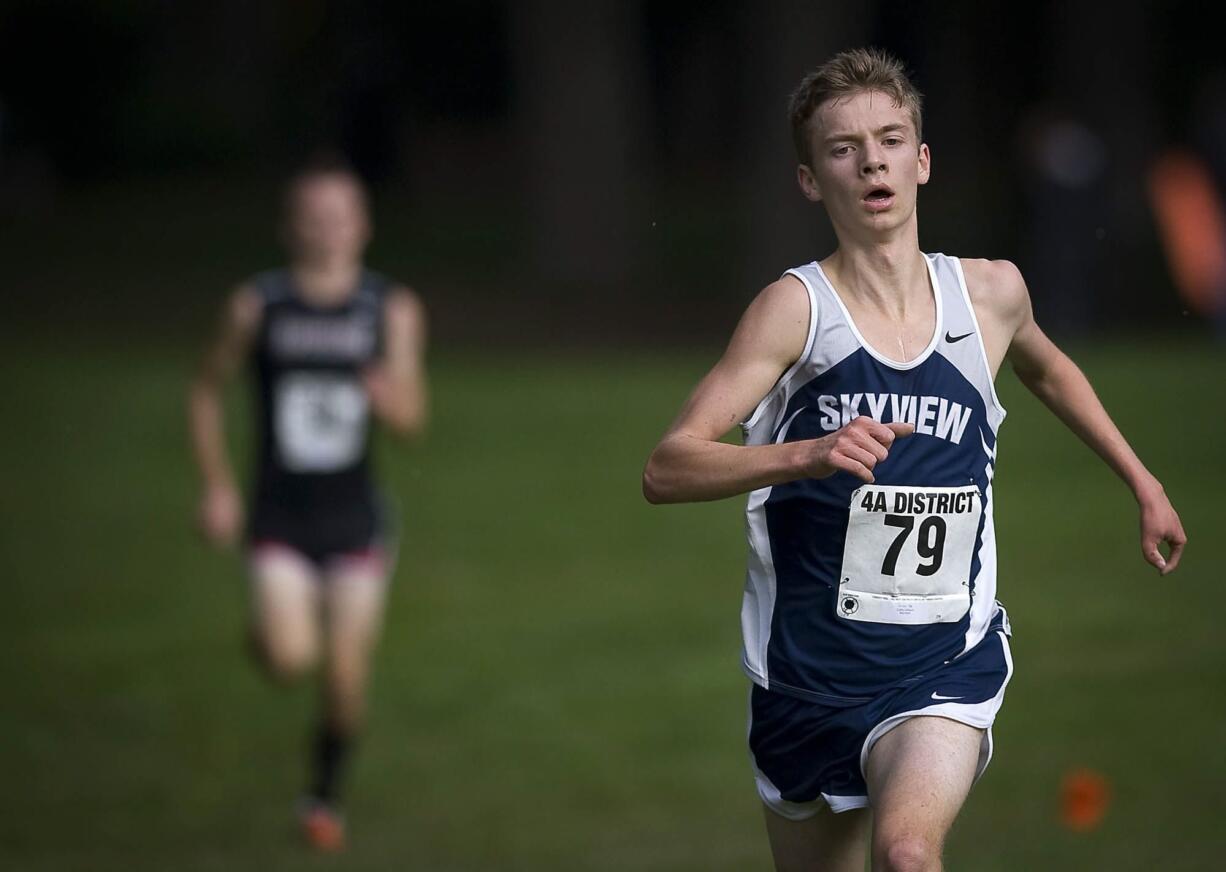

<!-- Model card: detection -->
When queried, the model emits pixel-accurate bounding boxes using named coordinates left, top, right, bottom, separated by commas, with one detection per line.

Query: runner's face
left=287, top=175, right=370, bottom=264
left=799, top=90, right=930, bottom=237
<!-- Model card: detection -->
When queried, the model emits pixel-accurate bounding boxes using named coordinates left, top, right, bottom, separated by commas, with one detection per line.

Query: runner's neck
left=290, top=261, right=364, bottom=307
left=821, top=246, right=930, bottom=322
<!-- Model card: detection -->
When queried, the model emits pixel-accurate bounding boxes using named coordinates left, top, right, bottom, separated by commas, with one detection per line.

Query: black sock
left=309, top=723, right=353, bottom=805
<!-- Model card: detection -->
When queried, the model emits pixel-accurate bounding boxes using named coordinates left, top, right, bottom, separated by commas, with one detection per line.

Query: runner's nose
left=861, top=142, right=887, bottom=176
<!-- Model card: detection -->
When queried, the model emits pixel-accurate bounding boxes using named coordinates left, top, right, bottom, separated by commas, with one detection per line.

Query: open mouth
left=862, top=186, right=896, bottom=212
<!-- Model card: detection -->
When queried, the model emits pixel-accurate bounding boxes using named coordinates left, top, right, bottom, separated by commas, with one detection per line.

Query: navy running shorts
left=749, top=611, right=1013, bottom=819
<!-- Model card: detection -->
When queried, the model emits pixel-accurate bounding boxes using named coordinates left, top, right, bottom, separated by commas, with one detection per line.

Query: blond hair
left=789, top=48, right=924, bottom=165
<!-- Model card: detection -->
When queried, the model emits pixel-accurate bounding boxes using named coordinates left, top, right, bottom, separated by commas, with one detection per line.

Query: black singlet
left=245, top=268, right=391, bottom=560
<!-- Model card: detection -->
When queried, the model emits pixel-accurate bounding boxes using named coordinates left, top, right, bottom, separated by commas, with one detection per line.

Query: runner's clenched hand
left=803, top=417, right=916, bottom=483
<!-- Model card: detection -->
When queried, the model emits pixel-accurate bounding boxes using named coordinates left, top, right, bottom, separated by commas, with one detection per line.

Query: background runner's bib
left=837, top=484, right=981, bottom=625
left=274, top=372, right=370, bottom=472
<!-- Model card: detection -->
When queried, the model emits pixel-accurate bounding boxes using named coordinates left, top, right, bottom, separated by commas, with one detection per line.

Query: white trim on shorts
left=858, top=629, right=1014, bottom=785
left=754, top=629, right=1014, bottom=819
left=754, top=760, right=868, bottom=820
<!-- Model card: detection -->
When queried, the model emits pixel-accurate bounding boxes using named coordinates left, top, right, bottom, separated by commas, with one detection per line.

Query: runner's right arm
left=188, top=285, right=262, bottom=547
left=642, top=276, right=913, bottom=504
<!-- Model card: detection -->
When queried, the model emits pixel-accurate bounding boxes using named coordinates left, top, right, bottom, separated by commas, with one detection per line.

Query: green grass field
left=2, top=336, right=1223, bottom=871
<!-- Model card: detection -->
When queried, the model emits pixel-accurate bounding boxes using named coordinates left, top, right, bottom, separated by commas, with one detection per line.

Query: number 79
left=881, top=514, right=947, bottom=576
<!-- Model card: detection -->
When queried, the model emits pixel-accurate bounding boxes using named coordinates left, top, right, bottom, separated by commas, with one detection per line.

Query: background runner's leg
left=312, top=554, right=389, bottom=803
left=249, top=546, right=322, bottom=681
left=763, top=804, right=870, bottom=872
left=322, top=554, right=388, bottom=731
left=865, top=716, right=983, bottom=872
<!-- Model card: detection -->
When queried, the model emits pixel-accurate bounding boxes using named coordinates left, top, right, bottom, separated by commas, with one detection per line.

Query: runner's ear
left=797, top=164, right=823, bottom=202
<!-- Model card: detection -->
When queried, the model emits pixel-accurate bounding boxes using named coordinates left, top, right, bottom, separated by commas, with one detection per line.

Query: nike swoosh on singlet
left=945, top=331, right=974, bottom=343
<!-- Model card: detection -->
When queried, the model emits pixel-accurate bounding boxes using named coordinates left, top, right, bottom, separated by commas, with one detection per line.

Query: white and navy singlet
left=741, top=253, right=1008, bottom=706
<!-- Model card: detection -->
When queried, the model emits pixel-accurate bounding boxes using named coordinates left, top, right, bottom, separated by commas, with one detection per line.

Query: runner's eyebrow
left=823, top=123, right=908, bottom=145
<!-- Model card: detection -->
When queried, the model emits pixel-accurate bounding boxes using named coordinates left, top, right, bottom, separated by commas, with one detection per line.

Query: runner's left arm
left=364, top=288, right=428, bottom=437
left=999, top=264, right=1186, bottom=575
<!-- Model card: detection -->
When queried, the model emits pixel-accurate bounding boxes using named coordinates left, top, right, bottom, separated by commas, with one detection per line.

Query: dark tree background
left=1, top=0, right=1219, bottom=346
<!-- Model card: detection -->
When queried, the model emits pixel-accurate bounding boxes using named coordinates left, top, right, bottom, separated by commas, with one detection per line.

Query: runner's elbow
left=384, top=407, right=427, bottom=439
left=187, top=377, right=220, bottom=416
left=642, top=452, right=674, bottom=504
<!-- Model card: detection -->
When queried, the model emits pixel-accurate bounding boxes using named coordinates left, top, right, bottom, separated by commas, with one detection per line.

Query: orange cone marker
left=1060, top=768, right=1110, bottom=832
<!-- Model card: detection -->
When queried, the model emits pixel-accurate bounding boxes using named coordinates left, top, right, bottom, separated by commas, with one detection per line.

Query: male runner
left=188, top=158, right=427, bottom=851
left=642, top=49, right=1185, bottom=872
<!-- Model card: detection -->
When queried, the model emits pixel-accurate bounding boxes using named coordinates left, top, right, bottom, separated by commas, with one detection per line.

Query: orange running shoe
left=298, top=800, right=346, bottom=852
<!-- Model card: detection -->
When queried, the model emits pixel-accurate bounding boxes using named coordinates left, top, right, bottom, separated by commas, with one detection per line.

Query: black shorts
left=246, top=493, right=391, bottom=567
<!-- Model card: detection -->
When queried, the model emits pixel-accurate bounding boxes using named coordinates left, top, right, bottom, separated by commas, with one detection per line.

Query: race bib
left=836, top=484, right=981, bottom=625
left=274, top=372, right=369, bottom=472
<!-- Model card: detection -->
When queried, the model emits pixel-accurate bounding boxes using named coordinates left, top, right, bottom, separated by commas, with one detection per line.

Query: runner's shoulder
left=958, top=258, right=1030, bottom=327
left=385, top=283, right=424, bottom=316
left=226, top=281, right=264, bottom=335
left=755, top=273, right=810, bottom=314
left=382, top=284, right=426, bottom=340
left=742, top=274, right=811, bottom=336
left=734, top=274, right=812, bottom=366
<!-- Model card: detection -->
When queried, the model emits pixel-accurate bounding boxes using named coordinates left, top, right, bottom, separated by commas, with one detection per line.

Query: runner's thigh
left=764, top=804, right=870, bottom=872
left=249, top=544, right=321, bottom=674
left=865, top=715, right=982, bottom=852
left=322, top=554, right=389, bottom=662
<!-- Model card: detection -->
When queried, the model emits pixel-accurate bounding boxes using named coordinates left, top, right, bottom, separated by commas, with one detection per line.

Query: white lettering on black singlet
left=270, top=313, right=377, bottom=361
left=816, top=393, right=973, bottom=445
